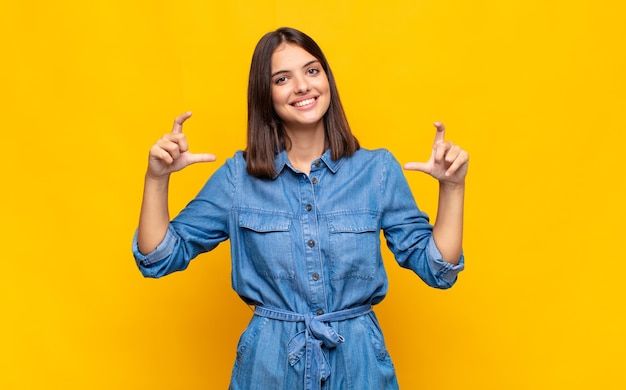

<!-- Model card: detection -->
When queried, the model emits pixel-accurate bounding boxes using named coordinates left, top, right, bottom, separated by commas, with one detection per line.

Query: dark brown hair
left=245, top=27, right=359, bottom=178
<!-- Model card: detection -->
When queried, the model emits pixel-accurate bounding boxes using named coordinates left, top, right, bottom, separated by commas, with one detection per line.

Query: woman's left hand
left=403, top=122, right=469, bottom=185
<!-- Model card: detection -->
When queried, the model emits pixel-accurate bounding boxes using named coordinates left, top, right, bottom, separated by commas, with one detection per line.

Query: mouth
left=292, top=97, right=317, bottom=108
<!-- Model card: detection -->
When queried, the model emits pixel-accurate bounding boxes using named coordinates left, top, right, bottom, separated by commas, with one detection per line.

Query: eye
left=307, top=68, right=320, bottom=75
left=274, top=76, right=287, bottom=85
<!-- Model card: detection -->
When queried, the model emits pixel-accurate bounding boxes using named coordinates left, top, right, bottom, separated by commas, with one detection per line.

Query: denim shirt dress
left=132, top=148, right=464, bottom=390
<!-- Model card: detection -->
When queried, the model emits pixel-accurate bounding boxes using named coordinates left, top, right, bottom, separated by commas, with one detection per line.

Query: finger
left=177, top=134, right=189, bottom=153
left=156, top=138, right=182, bottom=160
left=161, top=132, right=189, bottom=153
left=150, top=144, right=174, bottom=164
left=434, top=141, right=452, bottom=163
left=444, top=145, right=462, bottom=164
left=433, top=122, right=446, bottom=145
left=445, top=150, right=469, bottom=177
left=187, top=153, right=217, bottom=165
left=172, top=111, right=192, bottom=134
left=403, top=161, right=429, bottom=172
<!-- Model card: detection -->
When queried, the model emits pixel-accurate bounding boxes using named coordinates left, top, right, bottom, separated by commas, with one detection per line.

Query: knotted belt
left=254, top=304, right=372, bottom=390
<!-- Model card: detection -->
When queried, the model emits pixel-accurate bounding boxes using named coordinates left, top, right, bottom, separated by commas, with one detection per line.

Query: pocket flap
left=239, top=213, right=292, bottom=232
left=327, top=213, right=378, bottom=233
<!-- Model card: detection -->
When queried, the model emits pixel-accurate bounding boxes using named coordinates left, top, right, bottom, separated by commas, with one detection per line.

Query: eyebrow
left=271, top=60, right=320, bottom=78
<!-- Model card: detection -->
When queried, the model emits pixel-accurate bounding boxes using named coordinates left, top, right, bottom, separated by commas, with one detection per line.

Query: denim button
left=314, top=160, right=321, bottom=167
left=308, top=239, right=315, bottom=248
left=312, top=273, right=319, bottom=281
left=305, top=204, right=312, bottom=212
left=311, top=177, right=318, bottom=184
left=316, top=309, right=324, bottom=316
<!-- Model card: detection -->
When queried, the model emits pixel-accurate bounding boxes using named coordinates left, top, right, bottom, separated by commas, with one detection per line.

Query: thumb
left=187, top=152, right=217, bottom=165
left=403, top=161, right=430, bottom=173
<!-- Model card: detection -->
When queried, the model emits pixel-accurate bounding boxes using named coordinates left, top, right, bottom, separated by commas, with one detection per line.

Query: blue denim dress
left=132, top=148, right=464, bottom=390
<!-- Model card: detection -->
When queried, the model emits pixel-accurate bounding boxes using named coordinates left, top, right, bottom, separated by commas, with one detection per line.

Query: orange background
left=1, top=1, right=625, bottom=388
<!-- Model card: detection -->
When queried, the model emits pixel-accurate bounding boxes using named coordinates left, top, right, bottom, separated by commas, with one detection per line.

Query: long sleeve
left=379, top=151, right=464, bottom=289
left=131, top=156, right=237, bottom=278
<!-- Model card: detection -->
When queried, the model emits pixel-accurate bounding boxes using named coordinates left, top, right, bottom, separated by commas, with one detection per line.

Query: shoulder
left=335, top=148, right=403, bottom=187
left=352, top=148, right=406, bottom=187
left=229, top=150, right=247, bottom=164
left=217, top=150, right=246, bottom=172
left=350, top=147, right=399, bottom=167
left=202, top=150, right=247, bottom=186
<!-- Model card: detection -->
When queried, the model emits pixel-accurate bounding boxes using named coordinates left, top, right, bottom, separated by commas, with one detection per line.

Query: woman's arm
left=432, top=181, right=464, bottom=264
left=137, top=112, right=216, bottom=254
left=403, top=122, right=469, bottom=264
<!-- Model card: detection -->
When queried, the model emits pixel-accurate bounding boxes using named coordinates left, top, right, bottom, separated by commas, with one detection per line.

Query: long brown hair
left=245, top=27, right=359, bottom=178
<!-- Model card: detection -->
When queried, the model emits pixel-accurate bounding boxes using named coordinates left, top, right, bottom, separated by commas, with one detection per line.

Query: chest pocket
left=327, top=213, right=380, bottom=280
left=239, top=212, right=295, bottom=280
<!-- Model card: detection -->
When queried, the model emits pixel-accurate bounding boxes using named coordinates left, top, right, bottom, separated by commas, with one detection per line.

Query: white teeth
left=293, top=98, right=316, bottom=107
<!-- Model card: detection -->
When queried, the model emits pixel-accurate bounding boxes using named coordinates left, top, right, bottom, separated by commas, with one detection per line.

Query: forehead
left=271, top=43, right=318, bottom=71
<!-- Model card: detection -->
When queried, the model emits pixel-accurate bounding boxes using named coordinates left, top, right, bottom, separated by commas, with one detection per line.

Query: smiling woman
left=3, top=1, right=626, bottom=389
left=270, top=45, right=330, bottom=138
left=132, top=27, right=468, bottom=390
left=245, top=27, right=359, bottom=178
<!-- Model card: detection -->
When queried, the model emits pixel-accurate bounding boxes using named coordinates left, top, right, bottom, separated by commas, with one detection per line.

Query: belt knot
left=254, top=305, right=372, bottom=390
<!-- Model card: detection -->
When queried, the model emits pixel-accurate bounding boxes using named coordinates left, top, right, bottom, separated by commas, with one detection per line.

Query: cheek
left=316, top=76, right=330, bottom=92
left=271, top=86, right=287, bottom=108
left=318, top=80, right=331, bottom=108
left=270, top=88, right=289, bottom=121
left=316, top=78, right=331, bottom=105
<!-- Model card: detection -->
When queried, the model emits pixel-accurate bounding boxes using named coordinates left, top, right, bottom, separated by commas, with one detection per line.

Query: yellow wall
left=1, top=0, right=624, bottom=388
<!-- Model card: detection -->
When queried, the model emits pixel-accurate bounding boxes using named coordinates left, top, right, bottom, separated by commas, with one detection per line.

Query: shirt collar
left=272, top=148, right=344, bottom=179
left=319, top=148, right=342, bottom=173
left=272, top=150, right=290, bottom=179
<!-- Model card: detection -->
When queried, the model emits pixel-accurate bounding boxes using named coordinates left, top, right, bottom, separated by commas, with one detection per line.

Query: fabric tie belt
left=254, top=304, right=372, bottom=390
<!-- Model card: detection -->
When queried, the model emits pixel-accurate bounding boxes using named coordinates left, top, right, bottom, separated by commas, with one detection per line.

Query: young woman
left=133, top=27, right=468, bottom=390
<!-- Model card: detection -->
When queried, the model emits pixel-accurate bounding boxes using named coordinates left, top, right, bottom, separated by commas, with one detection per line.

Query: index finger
left=433, top=121, right=446, bottom=145
left=172, top=111, right=193, bottom=134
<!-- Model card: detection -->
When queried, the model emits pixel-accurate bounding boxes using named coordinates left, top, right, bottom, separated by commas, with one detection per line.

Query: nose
left=293, top=75, right=310, bottom=94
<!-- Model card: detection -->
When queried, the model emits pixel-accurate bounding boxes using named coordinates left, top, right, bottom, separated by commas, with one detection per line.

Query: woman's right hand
left=147, top=112, right=216, bottom=180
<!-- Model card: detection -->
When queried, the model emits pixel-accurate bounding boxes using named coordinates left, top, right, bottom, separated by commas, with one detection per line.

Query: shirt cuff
left=132, top=225, right=178, bottom=268
left=427, top=236, right=465, bottom=288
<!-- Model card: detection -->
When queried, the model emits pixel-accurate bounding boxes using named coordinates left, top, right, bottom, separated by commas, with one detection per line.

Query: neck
left=284, top=123, right=326, bottom=175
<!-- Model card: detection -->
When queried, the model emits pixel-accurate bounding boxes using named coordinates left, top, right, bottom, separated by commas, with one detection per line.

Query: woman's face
left=270, top=43, right=331, bottom=132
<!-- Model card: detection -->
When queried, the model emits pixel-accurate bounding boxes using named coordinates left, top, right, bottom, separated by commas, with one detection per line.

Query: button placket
left=298, top=161, right=327, bottom=316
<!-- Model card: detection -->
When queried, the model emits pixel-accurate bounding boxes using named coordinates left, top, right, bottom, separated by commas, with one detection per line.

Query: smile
left=292, top=97, right=317, bottom=108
